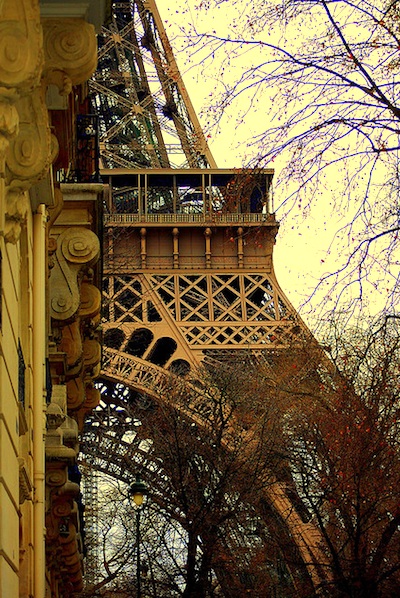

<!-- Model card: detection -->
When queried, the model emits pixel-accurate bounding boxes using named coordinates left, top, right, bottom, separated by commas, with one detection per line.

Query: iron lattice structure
left=91, top=0, right=216, bottom=169
left=80, top=2, right=330, bottom=595
left=81, top=377, right=321, bottom=596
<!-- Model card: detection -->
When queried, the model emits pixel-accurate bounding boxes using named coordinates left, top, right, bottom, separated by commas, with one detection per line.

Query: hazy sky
left=156, top=0, right=392, bottom=330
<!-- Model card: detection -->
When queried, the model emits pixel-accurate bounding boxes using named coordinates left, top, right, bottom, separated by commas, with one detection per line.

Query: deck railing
left=104, top=212, right=273, bottom=225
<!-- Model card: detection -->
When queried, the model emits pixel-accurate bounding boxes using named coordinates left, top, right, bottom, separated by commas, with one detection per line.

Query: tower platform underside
left=101, top=169, right=306, bottom=375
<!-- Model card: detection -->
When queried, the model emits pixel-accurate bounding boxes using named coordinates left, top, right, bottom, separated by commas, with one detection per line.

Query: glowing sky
left=156, top=0, right=393, bottom=330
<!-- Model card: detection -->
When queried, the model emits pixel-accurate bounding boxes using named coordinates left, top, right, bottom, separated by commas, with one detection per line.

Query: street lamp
left=130, top=475, right=148, bottom=598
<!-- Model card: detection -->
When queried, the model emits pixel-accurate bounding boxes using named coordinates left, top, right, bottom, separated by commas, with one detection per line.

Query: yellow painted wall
left=0, top=221, right=30, bottom=595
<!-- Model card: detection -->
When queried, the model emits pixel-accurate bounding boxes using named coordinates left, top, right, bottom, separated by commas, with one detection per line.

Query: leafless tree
left=130, top=362, right=303, bottom=597
left=82, top=315, right=400, bottom=596
left=81, top=358, right=314, bottom=597
left=174, top=0, right=400, bottom=315
left=279, top=315, right=400, bottom=596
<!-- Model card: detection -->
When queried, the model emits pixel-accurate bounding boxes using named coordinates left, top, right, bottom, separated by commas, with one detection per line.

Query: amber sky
left=157, top=0, right=390, bottom=330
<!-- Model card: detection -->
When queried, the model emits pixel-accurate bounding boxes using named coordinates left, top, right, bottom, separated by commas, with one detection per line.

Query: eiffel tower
left=81, top=1, right=328, bottom=594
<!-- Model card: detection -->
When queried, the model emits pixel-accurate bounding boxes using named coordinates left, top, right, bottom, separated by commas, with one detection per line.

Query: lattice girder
left=101, top=170, right=307, bottom=378
left=82, top=407, right=308, bottom=595
left=81, top=0, right=334, bottom=589
left=81, top=370, right=329, bottom=593
left=92, top=1, right=216, bottom=168
left=103, top=270, right=302, bottom=362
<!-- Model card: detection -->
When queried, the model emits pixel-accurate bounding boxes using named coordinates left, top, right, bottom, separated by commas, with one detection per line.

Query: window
left=18, top=342, right=26, bottom=408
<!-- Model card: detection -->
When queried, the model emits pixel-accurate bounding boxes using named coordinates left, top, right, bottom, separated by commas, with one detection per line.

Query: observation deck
left=102, top=168, right=278, bottom=273
left=102, top=168, right=275, bottom=226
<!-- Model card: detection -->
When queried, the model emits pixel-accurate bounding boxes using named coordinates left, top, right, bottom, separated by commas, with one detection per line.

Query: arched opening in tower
left=126, top=328, right=154, bottom=358
left=104, top=328, right=125, bottom=350
left=169, top=359, right=191, bottom=377
left=148, top=337, right=177, bottom=367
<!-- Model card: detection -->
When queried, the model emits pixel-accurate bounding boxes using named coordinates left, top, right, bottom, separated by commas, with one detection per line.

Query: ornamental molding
left=0, top=1, right=43, bottom=93
left=4, top=87, right=52, bottom=242
left=42, top=18, right=97, bottom=91
left=50, top=227, right=100, bottom=322
left=45, top=462, right=84, bottom=595
left=49, top=224, right=101, bottom=430
left=0, top=0, right=46, bottom=242
left=5, top=90, right=51, bottom=187
left=0, top=96, right=19, bottom=166
left=0, top=6, right=98, bottom=243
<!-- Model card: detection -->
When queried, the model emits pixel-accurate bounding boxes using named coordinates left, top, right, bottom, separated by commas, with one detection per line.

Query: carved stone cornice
left=0, top=7, right=99, bottom=244
left=50, top=227, right=100, bottom=322
left=45, top=463, right=84, bottom=595
left=0, top=1, right=43, bottom=93
left=0, top=1, right=48, bottom=242
left=42, top=18, right=97, bottom=92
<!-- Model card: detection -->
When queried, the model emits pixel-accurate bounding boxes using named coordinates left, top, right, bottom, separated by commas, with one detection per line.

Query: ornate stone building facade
left=0, top=1, right=106, bottom=596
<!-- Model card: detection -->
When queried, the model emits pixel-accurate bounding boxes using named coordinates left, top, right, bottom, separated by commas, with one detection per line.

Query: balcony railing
left=101, top=168, right=275, bottom=217
left=104, top=212, right=273, bottom=225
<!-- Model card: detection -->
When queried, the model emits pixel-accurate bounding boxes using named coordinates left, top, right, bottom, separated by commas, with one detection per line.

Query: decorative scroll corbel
left=50, top=227, right=100, bottom=323
left=58, top=321, right=83, bottom=377
left=4, top=87, right=51, bottom=242
left=66, top=378, right=85, bottom=413
left=3, top=188, right=30, bottom=243
left=0, top=1, right=51, bottom=242
left=45, top=465, right=84, bottom=595
left=50, top=235, right=101, bottom=430
left=75, top=384, right=100, bottom=431
left=62, top=281, right=102, bottom=427
left=83, top=339, right=101, bottom=379
left=0, top=1, right=43, bottom=93
left=42, top=18, right=97, bottom=93
left=5, top=88, right=51, bottom=177
left=0, top=94, right=19, bottom=174
left=79, top=281, right=101, bottom=322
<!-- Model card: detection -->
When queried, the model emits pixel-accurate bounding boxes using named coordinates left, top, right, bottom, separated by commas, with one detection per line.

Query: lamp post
left=130, top=475, right=147, bottom=598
